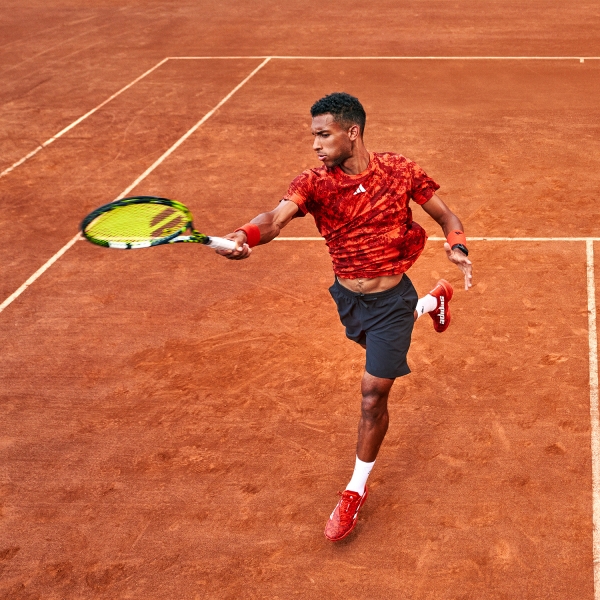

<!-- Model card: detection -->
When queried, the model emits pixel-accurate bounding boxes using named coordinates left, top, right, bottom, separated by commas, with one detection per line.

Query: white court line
left=442, top=237, right=600, bottom=242
left=587, top=241, right=600, bottom=592
left=275, top=237, right=324, bottom=241
left=170, top=55, right=599, bottom=61
left=0, top=58, right=271, bottom=315
left=0, top=58, right=169, bottom=180
left=0, top=234, right=80, bottom=313
left=276, top=236, right=600, bottom=242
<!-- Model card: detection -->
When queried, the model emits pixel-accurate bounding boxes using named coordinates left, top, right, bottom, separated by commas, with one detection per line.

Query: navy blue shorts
left=328, top=275, right=418, bottom=380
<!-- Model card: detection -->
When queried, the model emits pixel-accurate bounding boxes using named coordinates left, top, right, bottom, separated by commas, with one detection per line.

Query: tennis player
left=218, top=93, right=472, bottom=542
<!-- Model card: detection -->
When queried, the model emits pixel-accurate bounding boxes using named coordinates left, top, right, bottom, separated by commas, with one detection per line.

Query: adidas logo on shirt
left=353, top=184, right=366, bottom=195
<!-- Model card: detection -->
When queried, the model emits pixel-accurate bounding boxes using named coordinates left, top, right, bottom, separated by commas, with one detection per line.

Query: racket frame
left=80, top=196, right=228, bottom=250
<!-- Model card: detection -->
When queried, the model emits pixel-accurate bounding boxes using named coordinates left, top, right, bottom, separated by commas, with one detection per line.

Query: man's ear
left=347, top=124, right=361, bottom=141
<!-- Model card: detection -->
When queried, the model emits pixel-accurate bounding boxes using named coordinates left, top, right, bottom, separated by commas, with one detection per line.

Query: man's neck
left=339, top=145, right=371, bottom=175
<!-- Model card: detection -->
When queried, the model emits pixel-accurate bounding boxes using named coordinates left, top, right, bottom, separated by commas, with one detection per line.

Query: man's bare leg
left=324, top=370, right=395, bottom=541
left=344, top=370, right=394, bottom=495
left=356, top=371, right=394, bottom=462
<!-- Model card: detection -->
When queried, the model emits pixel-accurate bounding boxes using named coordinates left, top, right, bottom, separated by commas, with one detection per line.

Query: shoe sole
left=324, top=486, right=369, bottom=542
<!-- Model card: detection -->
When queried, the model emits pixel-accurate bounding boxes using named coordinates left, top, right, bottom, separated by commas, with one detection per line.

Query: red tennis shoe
left=429, top=279, right=453, bottom=333
left=324, top=486, right=369, bottom=542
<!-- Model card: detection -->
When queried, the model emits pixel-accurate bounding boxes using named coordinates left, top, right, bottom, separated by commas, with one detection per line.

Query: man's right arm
left=217, top=199, right=300, bottom=260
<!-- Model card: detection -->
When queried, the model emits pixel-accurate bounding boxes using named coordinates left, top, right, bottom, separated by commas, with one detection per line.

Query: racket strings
left=85, top=203, right=188, bottom=243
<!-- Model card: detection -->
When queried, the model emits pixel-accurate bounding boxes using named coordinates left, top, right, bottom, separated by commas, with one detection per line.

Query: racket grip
left=205, top=236, right=238, bottom=251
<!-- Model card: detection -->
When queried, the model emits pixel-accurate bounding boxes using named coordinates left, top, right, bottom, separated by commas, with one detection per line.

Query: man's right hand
left=215, top=200, right=298, bottom=261
left=216, top=231, right=252, bottom=260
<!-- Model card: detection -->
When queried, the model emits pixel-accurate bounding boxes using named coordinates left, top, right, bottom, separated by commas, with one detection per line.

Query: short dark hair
left=310, top=92, right=366, bottom=135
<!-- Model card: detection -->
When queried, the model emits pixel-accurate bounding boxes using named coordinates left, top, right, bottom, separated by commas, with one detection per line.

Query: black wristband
left=451, top=243, right=469, bottom=256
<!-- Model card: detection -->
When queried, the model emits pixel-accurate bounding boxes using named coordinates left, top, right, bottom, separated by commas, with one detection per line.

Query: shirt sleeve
left=282, top=169, right=316, bottom=217
left=408, top=161, right=440, bottom=205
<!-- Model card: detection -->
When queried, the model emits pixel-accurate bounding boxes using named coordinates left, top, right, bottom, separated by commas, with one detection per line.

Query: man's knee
left=360, top=396, right=388, bottom=422
left=361, top=372, right=393, bottom=420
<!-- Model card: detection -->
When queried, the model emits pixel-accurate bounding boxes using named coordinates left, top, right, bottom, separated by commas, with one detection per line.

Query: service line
left=276, top=236, right=600, bottom=242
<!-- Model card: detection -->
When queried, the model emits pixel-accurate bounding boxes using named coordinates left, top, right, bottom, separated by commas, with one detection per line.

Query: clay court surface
left=2, top=2, right=600, bottom=598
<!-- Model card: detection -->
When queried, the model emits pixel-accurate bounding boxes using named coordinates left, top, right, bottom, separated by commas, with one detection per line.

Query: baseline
left=275, top=236, right=600, bottom=242
left=170, top=55, right=599, bottom=61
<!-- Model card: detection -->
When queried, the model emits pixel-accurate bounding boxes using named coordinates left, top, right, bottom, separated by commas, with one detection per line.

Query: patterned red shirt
left=284, top=152, right=439, bottom=278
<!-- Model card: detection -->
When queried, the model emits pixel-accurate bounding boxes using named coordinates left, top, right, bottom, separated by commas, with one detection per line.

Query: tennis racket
left=80, top=196, right=237, bottom=251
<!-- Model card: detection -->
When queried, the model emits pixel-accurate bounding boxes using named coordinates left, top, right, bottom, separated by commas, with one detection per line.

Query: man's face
left=311, top=113, right=355, bottom=168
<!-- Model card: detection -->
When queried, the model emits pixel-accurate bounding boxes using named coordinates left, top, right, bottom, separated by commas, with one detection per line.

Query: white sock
left=415, top=294, right=438, bottom=319
left=345, top=456, right=375, bottom=496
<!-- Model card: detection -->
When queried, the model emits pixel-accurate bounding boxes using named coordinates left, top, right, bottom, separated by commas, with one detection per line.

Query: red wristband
left=235, top=223, right=261, bottom=248
left=446, top=230, right=467, bottom=249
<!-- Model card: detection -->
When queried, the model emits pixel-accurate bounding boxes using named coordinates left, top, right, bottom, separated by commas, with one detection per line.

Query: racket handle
left=204, top=236, right=237, bottom=251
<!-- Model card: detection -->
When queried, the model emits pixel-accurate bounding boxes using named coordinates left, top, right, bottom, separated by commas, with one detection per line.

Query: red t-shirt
left=283, top=152, right=439, bottom=279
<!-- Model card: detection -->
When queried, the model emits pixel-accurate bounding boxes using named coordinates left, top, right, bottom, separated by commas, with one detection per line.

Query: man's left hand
left=444, top=242, right=473, bottom=290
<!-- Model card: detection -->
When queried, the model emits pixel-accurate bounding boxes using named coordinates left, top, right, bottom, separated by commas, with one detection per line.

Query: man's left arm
left=421, top=193, right=473, bottom=290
